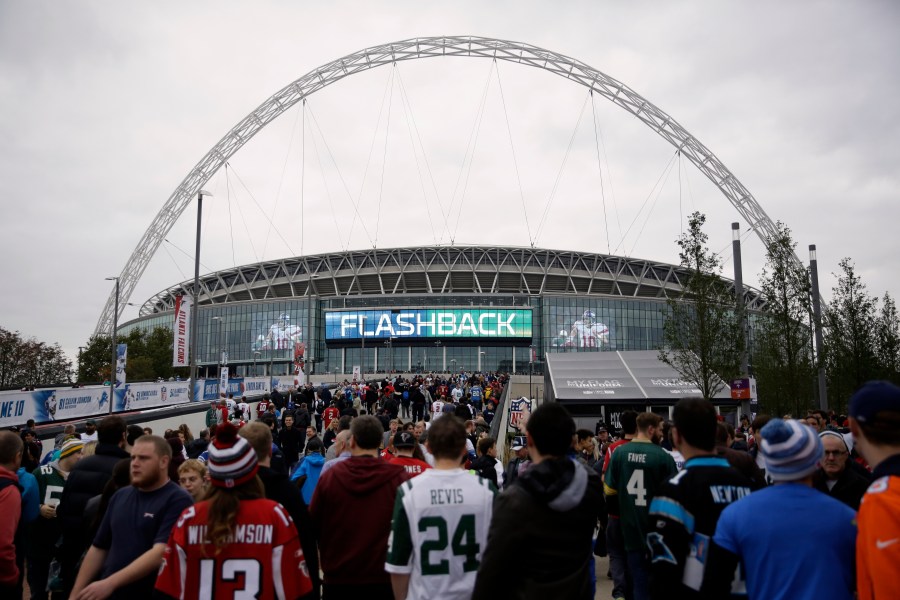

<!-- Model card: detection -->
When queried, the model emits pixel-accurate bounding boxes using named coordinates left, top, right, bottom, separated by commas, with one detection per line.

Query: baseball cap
left=394, top=431, right=417, bottom=448
left=597, top=427, right=607, bottom=434
left=849, top=380, right=900, bottom=424
left=511, top=435, right=527, bottom=451
left=85, top=420, right=97, bottom=426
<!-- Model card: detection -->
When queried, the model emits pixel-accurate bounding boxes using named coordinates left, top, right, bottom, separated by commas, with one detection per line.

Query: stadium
left=119, top=244, right=765, bottom=381
left=99, top=36, right=789, bottom=423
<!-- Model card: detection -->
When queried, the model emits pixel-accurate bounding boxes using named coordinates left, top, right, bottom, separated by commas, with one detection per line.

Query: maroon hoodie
left=309, top=455, right=408, bottom=585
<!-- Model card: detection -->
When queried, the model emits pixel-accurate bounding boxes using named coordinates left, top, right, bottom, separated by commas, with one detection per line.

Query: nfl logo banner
left=173, top=295, right=191, bottom=367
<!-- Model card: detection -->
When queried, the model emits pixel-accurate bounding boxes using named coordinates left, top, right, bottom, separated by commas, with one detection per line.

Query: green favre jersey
left=29, top=463, right=68, bottom=558
left=604, top=439, right=677, bottom=552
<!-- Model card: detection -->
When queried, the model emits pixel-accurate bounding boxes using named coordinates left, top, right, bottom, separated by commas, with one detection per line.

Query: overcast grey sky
left=1, top=0, right=898, bottom=360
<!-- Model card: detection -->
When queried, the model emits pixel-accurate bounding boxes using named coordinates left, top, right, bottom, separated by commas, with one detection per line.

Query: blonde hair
left=178, top=459, right=207, bottom=478
left=81, top=441, right=98, bottom=457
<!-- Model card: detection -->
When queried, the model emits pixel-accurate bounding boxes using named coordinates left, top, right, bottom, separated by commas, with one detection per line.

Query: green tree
left=752, top=223, right=815, bottom=416
left=77, top=326, right=187, bottom=383
left=824, top=258, right=880, bottom=413
left=659, top=212, right=744, bottom=400
left=0, top=326, right=72, bottom=388
left=875, top=292, right=900, bottom=382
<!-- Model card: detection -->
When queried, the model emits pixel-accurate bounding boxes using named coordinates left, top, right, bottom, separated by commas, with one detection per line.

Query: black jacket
left=57, top=443, right=130, bottom=595
left=258, top=465, right=320, bottom=599
left=470, top=455, right=499, bottom=488
left=279, top=426, right=304, bottom=465
left=293, top=407, right=312, bottom=430
left=813, top=466, right=870, bottom=511
left=473, top=458, right=603, bottom=600
left=57, top=443, right=130, bottom=535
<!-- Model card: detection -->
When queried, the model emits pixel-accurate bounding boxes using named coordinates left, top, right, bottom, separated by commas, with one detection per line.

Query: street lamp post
left=105, top=276, right=119, bottom=414
left=529, top=344, right=535, bottom=400
left=189, top=190, right=212, bottom=401
left=305, top=274, right=318, bottom=385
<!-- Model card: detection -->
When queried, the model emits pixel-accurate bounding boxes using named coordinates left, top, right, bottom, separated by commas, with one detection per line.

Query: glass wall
left=120, top=293, right=699, bottom=376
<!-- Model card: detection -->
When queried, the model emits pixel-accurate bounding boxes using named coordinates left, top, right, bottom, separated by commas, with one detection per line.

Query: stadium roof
left=546, top=350, right=735, bottom=404
left=139, top=245, right=766, bottom=316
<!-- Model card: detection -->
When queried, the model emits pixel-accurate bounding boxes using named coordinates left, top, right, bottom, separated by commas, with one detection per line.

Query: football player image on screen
left=570, top=310, right=610, bottom=348
left=259, top=313, right=303, bottom=350
left=45, top=393, right=57, bottom=420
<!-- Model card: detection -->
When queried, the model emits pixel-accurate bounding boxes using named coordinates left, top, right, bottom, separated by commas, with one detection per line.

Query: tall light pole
left=305, top=274, right=318, bottom=385
left=809, top=245, right=828, bottom=410
left=189, top=190, right=212, bottom=401
left=105, top=276, right=119, bottom=413
left=360, top=315, right=366, bottom=382
left=529, top=344, right=535, bottom=400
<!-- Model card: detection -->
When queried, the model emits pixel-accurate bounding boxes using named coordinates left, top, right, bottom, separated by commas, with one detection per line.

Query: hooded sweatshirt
left=309, top=456, right=408, bottom=585
left=472, top=457, right=603, bottom=600
left=0, top=466, right=22, bottom=588
left=292, top=452, right=326, bottom=505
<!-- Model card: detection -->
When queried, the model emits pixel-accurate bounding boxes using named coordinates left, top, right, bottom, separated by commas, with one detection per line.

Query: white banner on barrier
left=0, top=387, right=111, bottom=429
left=117, top=381, right=192, bottom=412
left=0, top=377, right=271, bottom=429
left=173, top=295, right=191, bottom=367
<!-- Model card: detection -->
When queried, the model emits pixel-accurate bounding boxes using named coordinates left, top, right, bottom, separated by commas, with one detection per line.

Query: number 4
left=626, top=470, right=647, bottom=506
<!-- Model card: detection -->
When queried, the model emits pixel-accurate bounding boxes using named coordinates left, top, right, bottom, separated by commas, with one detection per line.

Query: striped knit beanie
left=59, top=439, right=84, bottom=460
left=759, top=418, right=823, bottom=482
left=207, top=422, right=258, bottom=488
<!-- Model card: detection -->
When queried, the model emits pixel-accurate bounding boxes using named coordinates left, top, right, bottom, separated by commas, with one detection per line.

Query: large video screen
left=325, top=308, right=532, bottom=342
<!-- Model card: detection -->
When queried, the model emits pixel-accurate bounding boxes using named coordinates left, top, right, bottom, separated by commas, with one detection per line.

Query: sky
left=1, top=0, right=898, bottom=362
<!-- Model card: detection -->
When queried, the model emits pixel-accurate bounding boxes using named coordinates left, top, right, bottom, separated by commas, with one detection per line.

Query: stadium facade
left=119, top=245, right=765, bottom=379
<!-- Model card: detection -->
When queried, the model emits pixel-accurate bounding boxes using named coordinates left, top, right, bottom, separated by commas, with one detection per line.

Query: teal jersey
left=604, top=439, right=677, bottom=551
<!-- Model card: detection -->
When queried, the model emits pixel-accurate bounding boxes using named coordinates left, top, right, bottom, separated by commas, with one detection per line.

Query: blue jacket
left=292, top=453, right=326, bottom=505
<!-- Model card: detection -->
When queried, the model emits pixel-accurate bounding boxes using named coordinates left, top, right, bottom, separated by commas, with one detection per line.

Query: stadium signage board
left=325, top=308, right=532, bottom=341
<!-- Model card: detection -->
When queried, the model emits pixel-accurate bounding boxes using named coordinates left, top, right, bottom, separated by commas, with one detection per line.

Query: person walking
left=310, top=415, right=408, bottom=600
left=847, top=381, right=900, bottom=599
left=646, top=399, right=753, bottom=599
left=155, top=423, right=313, bottom=600
left=386, top=415, right=496, bottom=600
left=71, top=435, right=193, bottom=600
left=472, top=403, right=603, bottom=600
left=604, top=412, right=677, bottom=600
left=703, top=418, right=856, bottom=599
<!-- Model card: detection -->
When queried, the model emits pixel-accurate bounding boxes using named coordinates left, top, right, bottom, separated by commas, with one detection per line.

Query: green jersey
left=29, top=463, right=67, bottom=559
left=604, top=439, right=677, bottom=551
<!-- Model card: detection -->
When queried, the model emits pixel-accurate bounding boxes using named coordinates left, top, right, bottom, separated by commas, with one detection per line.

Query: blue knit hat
left=759, top=419, right=823, bottom=482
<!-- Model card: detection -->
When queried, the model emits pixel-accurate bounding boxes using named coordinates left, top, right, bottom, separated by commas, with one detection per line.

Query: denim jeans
left=627, top=549, right=651, bottom=600
left=606, top=516, right=631, bottom=599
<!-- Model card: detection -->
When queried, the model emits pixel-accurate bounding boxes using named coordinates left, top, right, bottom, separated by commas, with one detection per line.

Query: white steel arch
left=95, top=35, right=785, bottom=335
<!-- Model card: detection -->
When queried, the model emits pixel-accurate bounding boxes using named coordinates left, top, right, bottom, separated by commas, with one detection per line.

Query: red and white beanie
left=207, top=422, right=258, bottom=488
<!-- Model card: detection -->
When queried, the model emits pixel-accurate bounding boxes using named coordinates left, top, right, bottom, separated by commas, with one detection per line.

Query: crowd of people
left=0, top=374, right=898, bottom=600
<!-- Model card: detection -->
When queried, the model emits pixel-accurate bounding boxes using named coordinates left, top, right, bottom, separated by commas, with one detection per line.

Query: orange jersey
left=857, top=475, right=900, bottom=600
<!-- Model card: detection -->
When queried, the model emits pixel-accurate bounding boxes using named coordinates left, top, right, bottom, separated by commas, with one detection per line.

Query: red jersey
left=388, top=455, right=432, bottom=478
left=602, top=437, right=631, bottom=474
left=155, top=498, right=312, bottom=600
left=322, top=407, right=340, bottom=430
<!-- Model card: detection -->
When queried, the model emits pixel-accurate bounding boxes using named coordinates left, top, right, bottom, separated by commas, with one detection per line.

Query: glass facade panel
left=119, top=291, right=748, bottom=376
